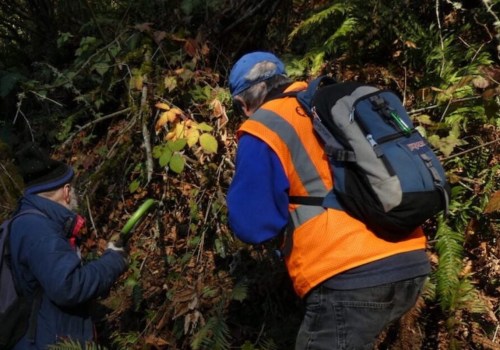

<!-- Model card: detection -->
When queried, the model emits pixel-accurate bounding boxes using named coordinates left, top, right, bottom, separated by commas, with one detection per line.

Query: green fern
left=323, top=17, right=358, bottom=51
left=288, top=3, right=352, bottom=41
left=191, top=313, right=231, bottom=350
left=111, top=331, right=141, bottom=349
left=434, top=216, right=464, bottom=312
left=231, top=281, right=248, bottom=302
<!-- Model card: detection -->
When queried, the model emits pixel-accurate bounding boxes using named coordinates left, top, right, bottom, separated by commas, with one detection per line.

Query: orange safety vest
left=238, top=81, right=427, bottom=298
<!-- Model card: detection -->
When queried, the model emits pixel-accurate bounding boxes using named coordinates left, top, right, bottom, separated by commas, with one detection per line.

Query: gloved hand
left=106, top=234, right=129, bottom=263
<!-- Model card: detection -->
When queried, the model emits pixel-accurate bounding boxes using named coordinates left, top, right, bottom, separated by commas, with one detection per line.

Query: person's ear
left=63, top=184, right=71, bottom=205
left=233, top=97, right=253, bottom=118
left=241, top=103, right=253, bottom=117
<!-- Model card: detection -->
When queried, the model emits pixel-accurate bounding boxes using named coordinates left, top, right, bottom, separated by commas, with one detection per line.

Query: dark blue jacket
left=9, top=194, right=127, bottom=349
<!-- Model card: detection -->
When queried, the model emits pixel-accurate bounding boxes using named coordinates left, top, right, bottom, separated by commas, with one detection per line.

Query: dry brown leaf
left=145, top=334, right=170, bottom=347
left=184, top=38, right=197, bottom=58
left=484, top=191, right=500, bottom=214
left=134, top=22, right=153, bottom=32
left=472, top=76, right=490, bottom=89
left=210, top=99, right=223, bottom=118
left=153, top=30, right=167, bottom=44
left=405, top=40, right=417, bottom=49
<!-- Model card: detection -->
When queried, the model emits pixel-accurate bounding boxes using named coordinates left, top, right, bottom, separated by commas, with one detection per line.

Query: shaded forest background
left=0, top=0, right=499, bottom=349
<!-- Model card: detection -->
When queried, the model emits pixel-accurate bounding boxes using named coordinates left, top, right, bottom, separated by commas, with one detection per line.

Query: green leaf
left=159, top=148, right=172, bottom=167
left=167, top=138, right=187, bottom=152
left=195, top=122, right=213, bottom=131
left=152, top=145, right=163, bottom=158
left=188, top=235, right=201, bottom=247
left=199, top=133, right=218, bottom=153
left=93, top=63, right=109, bottom=76
left=164, top=76, right=177, bottom=92
left=241, top=341, right=256, bottom=350
left=129, top=180, right=140, bottom=193
left=109, top=44, right=120, bottom=57
left=214, top=238, right=226, bottom=258
left=169, top=154, right=185, bottom=173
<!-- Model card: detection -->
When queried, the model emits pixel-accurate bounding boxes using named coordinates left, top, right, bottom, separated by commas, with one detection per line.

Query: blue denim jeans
left=295, top=275, right=427, bottom=350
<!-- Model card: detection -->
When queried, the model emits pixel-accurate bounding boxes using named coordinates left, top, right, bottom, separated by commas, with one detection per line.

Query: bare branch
left=62, top=108, right=132, bottom=147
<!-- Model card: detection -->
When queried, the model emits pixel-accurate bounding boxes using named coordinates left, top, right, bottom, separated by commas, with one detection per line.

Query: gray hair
left=237, top=61, right=291, bottom=112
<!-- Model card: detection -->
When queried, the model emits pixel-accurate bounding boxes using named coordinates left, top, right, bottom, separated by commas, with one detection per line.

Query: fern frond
left=288, top=3, right=351, bottom=41
left=452, top=275, right=486, bottom=313
left=191, top=314, right=231, bottom=350
left=434, top=217, right=464, bottom=311
left=231, top=281, right=248, bottom=302
left=324, top=17, right=358, bottom=53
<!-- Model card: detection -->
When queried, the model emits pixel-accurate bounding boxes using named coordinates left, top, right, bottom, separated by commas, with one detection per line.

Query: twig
left=13, top=105, right=34, bottom=142
left=408, top=96, right=482, bottom=115
left=62, top=108, right=131, bottom=146
left=493, top=323, right=499, bottom=342
left=85, top=195, right=97, bottom=238
left=442, top=138, right=499, bottom=161
left=253, top=323, right=266, bottom=347
left=482, top=0, right=500, bottom=60
left=435, top=0, right=446, bottom=77
left=141, top=51, right=154, bottom=184
left=403, top=67, right=407, bottom=106
left=29, top=90, right=63, bottom=107
left=0, top=162, right=23, bottom=193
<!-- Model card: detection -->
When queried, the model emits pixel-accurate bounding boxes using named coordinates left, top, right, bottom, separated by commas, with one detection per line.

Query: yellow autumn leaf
left=166, top=107, right=183, bottom=123
left=165, top=129, right=176, bottom=141
left=164, top=76, right=177, bottom=92
left=185, top=128, right=200, bottom=147
left=174, top=122, right=186, bottom=139
left=155, top=111, right=170, bottom=131
left=155, top=102, right=170, bottom=110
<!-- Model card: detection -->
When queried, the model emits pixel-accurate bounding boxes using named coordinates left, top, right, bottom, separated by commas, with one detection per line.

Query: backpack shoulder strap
left=295, top=75, right=337, bottom=115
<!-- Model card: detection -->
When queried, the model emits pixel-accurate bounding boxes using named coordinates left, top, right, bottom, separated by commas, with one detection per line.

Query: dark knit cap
left=15, top=143, right=74, bottom=195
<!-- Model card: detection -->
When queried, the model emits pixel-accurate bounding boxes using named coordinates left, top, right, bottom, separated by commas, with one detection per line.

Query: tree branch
left=62, top=108, right=132, bottom=147
left=443, top=138, right=499, bottom=161
left=140, top=51, right=154, bottom=184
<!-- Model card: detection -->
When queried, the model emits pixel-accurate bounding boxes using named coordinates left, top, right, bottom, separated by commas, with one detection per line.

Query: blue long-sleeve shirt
left=227, top=133, right=290, bottom=244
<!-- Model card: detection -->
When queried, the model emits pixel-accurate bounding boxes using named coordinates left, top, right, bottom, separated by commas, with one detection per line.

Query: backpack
left=0, top=210, right=44, bottom=349
left=287, top=76, right=451, bottom=241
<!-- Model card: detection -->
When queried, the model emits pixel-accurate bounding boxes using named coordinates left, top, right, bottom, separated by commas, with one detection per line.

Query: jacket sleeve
left=15, top=217, right=127, bottom=307
left=227, top=133, right=290, bottom=244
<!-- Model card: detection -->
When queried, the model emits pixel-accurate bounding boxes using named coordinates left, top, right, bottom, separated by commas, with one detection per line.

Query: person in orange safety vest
left=226, top=51, right=430, bottom=350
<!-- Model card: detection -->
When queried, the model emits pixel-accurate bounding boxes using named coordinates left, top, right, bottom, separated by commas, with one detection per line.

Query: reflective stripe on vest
left=251, top=108, right=328, bottom=229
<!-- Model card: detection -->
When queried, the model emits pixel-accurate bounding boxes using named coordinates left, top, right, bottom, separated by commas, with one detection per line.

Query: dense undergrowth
left=0, top=0, right=499, bottom=349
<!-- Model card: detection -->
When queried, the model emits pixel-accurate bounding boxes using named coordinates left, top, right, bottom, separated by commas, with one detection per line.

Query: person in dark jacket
left=9, top=143, right=127, bottom=349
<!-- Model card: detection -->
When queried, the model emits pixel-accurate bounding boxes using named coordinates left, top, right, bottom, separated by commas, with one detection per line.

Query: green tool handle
left=118, top=198, right=156, bottom=244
